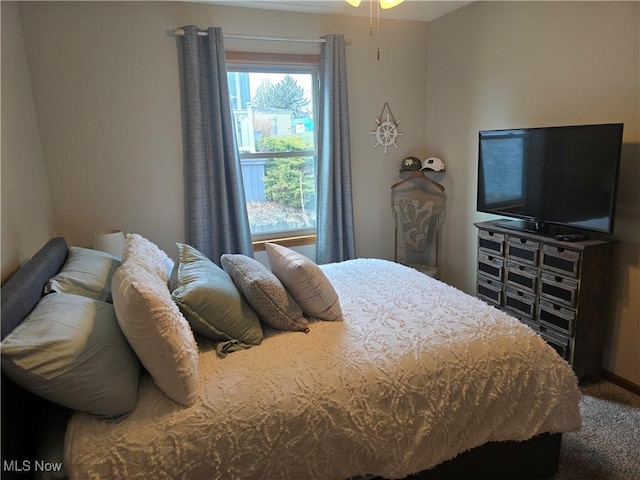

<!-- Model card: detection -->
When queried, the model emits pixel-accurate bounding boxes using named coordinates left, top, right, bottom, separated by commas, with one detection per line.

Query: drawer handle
left=557, top=247, right=565, bottom=253
left=553, top=304, right=561, bottom=311
left=518, top=265, right=525, bottom=271
left=517, top=291, right=524, bottom=297
left=520, top=238, right=527, bottom=244
left=555, top=276, right=563, bottom=282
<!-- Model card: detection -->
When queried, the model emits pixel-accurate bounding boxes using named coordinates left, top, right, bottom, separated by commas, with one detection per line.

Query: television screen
left=477, top=123, right=623, bottom=235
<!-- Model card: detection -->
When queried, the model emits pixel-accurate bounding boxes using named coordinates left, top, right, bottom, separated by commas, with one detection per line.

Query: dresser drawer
left=538, top=299, right=576, bottom=336
left=478, top=251, right=504, bottom=282
left=504, top=286, right=536, bottom=319
left=540, top=272, right=579, bottom=308
left=507, top=236, right=540, bottom=265
left=477, top=275, right=503, bottom=306
left=518, top=318, right=571, bottom=360
left=540, top=328, right=571, bottom=360
left=541, top=245, right=581, bottom=277
left=506, top=261, right=538, bottom=293
left=478, top=229, right=505, bottom=255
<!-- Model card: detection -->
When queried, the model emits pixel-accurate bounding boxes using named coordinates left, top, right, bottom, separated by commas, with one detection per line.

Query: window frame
left=226, top=52, right=321, bottom=247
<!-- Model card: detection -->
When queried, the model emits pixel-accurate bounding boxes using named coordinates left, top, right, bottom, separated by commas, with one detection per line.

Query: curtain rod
left=172, top=29, right=329, bottom=44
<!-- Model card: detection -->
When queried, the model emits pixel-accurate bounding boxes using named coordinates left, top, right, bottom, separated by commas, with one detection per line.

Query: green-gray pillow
left=170, top=244, right=263, bottom=356
left=45, top=246, right=121, bottom=302
left=0, top=292, right=140, bottom=418
left=220, top=254, right=309, bottom=333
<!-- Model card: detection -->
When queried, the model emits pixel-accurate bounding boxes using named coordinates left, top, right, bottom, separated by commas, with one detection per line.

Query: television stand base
left=495, top=219, right=556, bottom=236
left=496, top=219, right=593, bottom=240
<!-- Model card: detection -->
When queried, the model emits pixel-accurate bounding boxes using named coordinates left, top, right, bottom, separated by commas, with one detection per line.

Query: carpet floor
left=553, top=380, right=640, bottom=480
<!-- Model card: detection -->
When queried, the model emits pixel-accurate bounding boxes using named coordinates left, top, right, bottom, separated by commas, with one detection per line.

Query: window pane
left=243, top=156, right=317, bottom=235
left=228, top=72, right=315, bottom=154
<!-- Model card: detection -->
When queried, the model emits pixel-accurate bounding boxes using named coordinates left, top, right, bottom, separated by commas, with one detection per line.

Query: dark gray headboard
left=1, top=237, right=68, bottom=340
left=1, top=237, right=69, bottom=479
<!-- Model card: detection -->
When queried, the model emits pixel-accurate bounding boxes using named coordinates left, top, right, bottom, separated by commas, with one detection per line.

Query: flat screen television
left=477, top=123, right=624, bottom=236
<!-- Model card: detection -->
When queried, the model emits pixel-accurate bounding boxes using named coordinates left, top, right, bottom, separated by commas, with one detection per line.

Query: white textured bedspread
left=64, top=259, right=581, bottom=480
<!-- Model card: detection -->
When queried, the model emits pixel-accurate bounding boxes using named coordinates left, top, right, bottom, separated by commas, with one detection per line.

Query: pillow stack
left=1, top=247, right=140, bottom=418
left=169, top=243, right=343, bottom=350
left=1, top=235, right=344, bottom=420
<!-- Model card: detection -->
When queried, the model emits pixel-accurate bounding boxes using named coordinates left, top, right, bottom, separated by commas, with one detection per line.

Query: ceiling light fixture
left=380, top=0, right=405, bottom=8
left=345, top=0, right=405, bottom=60
left=345, top=0, right=405, bottom=9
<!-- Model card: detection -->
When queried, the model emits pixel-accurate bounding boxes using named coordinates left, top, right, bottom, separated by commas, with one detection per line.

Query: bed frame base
left=397, top=432, right=562, bottom=480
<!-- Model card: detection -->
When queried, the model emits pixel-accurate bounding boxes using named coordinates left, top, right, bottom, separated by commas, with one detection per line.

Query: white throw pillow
left=111, top=262, right=199, bottom=406
left=122, top=233, right=174, bottom=283
left=265, top=243, right=343, bottom=321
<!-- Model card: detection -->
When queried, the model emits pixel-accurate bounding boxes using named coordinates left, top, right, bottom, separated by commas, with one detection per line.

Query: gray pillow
left=171, top=244, right=263, bottom=356
left=221, top=254, right=309, bottom=333
left=45, top=246, right=121, bottom=302
left=1, top=292, right=140, bottom=418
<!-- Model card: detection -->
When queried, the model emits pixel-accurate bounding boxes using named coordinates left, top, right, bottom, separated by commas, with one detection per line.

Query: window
left=226, top=54, right=319, bottom=242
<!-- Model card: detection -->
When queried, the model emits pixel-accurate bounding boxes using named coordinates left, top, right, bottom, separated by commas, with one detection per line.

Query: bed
left=1, top=236, right=581, bottom=480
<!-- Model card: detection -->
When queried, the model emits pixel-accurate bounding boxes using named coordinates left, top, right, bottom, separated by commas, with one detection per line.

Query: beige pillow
left=112, top=262, right=199, bottom=406
left=122, top=233, right=174, bottom=283
left=265, top=243, right=343, bottom=321
left=221, top=254, right=309, bottom=333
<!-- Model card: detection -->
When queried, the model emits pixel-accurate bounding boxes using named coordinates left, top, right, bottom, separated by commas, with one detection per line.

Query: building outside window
left=226, top=61, right=318, bottom=242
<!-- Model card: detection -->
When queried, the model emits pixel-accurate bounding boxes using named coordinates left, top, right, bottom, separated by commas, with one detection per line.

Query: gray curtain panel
left=316, top=34, right=356, bottom=264
left=177, top=26, right=253, bottom=264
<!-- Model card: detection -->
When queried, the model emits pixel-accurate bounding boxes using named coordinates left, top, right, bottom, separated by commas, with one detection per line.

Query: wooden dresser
left=475, top=220, right=616, bottom=381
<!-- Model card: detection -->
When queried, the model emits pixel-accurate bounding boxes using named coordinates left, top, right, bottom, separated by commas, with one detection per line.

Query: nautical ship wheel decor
left=370, top=102, right=403, bottom=153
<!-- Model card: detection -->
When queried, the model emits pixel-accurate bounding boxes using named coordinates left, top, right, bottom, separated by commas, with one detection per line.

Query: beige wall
left=1, top=2, right=56, bottom=282
left=16, top=1, right=428, bottom=260
left=426, top=1, right=640, bottom=384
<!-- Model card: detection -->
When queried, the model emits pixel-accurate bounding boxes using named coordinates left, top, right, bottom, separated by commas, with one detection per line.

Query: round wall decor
left=370, top=102, right=403, bottom=153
